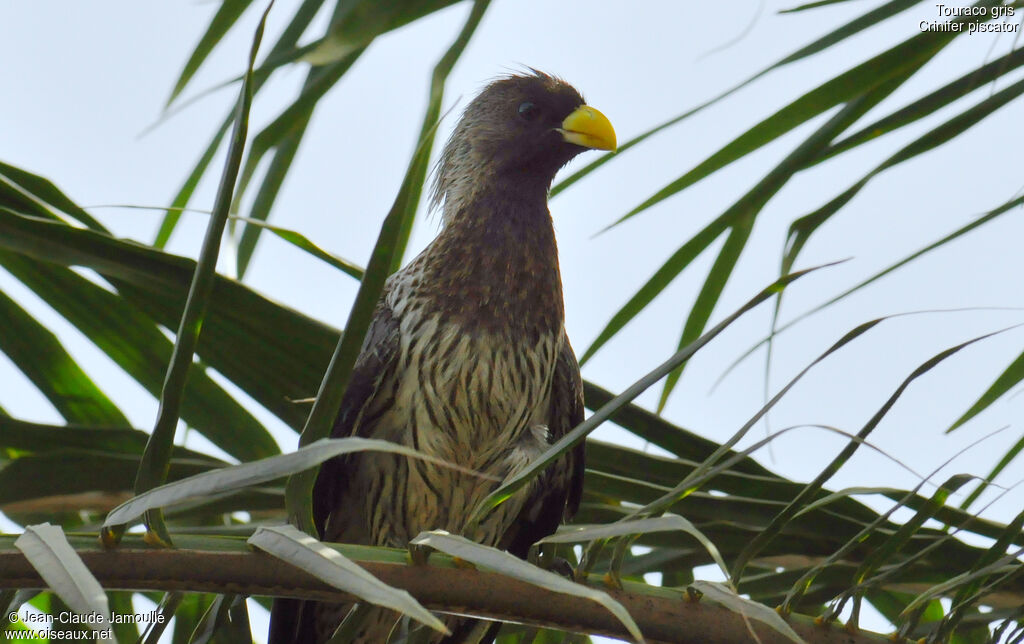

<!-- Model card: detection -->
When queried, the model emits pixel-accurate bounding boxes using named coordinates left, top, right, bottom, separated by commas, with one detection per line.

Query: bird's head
left=432, top=71, right=616, bottom=214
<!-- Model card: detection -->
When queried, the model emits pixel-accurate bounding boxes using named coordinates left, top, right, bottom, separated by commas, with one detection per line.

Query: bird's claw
left=142, top=528, right=172, bottom=548
left=452, top=556, right=476, bottom=570
left=529, top=547, right=577, bottom=579
left=408, top=543, right=432, bottom=566
left=546, top=556, right=575, bottom=579
left=602, top=571, right=623, bottom=590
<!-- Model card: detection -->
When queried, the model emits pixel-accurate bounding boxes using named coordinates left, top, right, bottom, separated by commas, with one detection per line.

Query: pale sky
left=2, top=1, right=1023, bottom=641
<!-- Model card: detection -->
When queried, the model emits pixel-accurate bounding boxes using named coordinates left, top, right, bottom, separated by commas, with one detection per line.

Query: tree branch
left=0, top=535, right=889, bottom=643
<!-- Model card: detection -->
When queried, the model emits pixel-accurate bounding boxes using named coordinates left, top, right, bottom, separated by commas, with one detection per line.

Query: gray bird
left=269, top=71, right=616, bottom=644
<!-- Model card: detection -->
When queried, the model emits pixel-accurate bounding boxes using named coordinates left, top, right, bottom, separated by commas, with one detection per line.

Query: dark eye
left=518, top=101, right=539, bottom=121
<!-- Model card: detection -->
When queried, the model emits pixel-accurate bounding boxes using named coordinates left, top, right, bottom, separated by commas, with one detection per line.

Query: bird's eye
left=518, top=101, right=539, bottom=121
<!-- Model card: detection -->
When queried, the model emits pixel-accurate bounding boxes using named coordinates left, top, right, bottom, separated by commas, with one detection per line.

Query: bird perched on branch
left=269, top=71, right=616, bottom=644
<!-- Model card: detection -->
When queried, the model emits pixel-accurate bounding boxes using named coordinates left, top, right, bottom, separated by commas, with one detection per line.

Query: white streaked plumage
left=271, top=71, right=597, bottom=644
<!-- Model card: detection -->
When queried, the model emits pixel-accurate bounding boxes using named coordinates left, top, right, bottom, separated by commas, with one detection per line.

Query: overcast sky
left=2, top=1, right=1023, bottom=640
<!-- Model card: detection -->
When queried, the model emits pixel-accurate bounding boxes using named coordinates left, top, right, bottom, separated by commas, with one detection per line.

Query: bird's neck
left=418, top=181, right=564, bottom=340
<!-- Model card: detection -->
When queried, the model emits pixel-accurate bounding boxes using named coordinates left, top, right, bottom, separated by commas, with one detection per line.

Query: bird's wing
left=503, top=332, right=586, bottom=558
left=553, top=333, right=586, bottom=519
left=313, top=300, right=402, bottom=537
left=268, top=301, right=401, bottom=644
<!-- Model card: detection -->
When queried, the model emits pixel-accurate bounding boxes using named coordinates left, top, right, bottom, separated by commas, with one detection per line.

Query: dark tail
left=268, top=598, right=318, bottom=644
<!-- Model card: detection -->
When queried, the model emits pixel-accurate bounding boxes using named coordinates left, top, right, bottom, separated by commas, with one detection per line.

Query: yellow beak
left=559, top=105, right=617, bottom=151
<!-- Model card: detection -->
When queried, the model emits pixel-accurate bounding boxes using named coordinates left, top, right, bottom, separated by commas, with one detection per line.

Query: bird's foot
left=452, top=556, right=476, bottom=570
left=407, top=542, right=432, bottom=566
left=529, top=547, right=577, bottom=580
left=602, top=571, right=623, bottom=590
left=545, top=556, right=575, bottom=579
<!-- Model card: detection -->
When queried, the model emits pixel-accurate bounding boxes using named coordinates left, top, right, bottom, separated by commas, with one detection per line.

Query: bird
left=268, top=70, right=616, bottom=644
